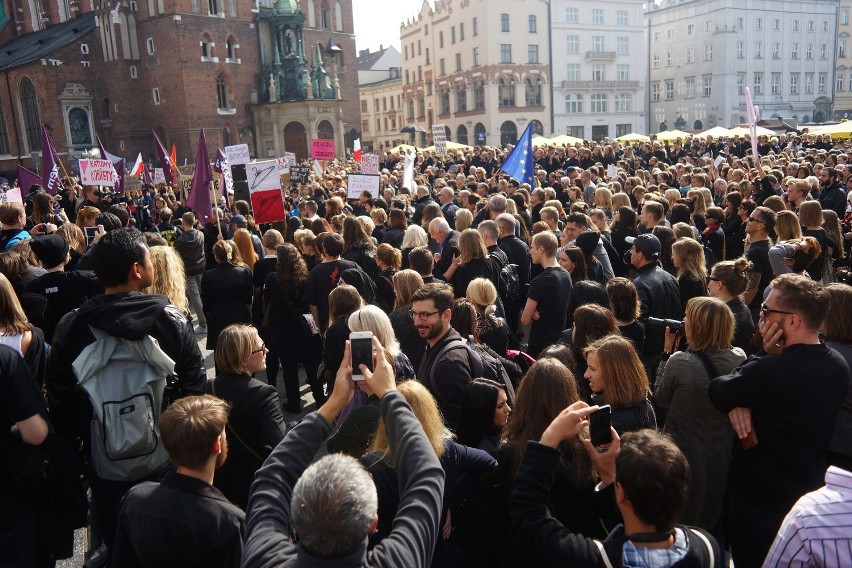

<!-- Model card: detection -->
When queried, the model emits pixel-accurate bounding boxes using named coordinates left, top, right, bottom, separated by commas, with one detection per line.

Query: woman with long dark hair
left=456, top=379, right=511, bottom=456
left=342, top=216, right=378, bottom=278
left=610, top=206, right=638, bottom=276
left=263, top=243, right=324, bottom=413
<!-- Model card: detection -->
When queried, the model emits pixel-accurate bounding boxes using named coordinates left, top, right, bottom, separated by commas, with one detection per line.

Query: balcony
left=561, top=80, right=640, bottom=90
left=585, top=51, right=616, bottom=61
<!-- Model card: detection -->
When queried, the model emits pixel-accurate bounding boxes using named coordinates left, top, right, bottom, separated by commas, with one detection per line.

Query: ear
left=212, top=432, right=223, bottom=455
left=614, top=482, right=627, bottom=506
left=369, top=514, right=379, bottom=534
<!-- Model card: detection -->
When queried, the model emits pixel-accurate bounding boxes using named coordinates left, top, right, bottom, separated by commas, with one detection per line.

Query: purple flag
left=16, top=165, right=44, bottom=194
left=96, top=134, right=125, bottom=194
left=187, top=129, right=213, bottom=224
left=40, top=125, right=61, bottom=195
left=142, top=166, right=153, bottom=185
left=151, top=130, right=174, bottom=186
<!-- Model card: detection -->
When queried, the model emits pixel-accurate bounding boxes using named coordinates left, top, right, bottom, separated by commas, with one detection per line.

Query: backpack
left=72, top=326, right=176, bottom=481
left=428, top=338, right=516, bottom=404
left=488, top=253, right=521, bottom=303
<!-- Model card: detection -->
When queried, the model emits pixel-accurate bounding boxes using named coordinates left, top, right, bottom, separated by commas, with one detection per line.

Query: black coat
left=207, top=373, right=287, bottom=509
left=201, top=263, right=253, bottom=350
left=434, top=230, right=461, bottom=281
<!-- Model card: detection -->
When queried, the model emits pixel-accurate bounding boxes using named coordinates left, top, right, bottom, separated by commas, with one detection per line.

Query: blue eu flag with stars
left=499, top=123, right=535, bottom=186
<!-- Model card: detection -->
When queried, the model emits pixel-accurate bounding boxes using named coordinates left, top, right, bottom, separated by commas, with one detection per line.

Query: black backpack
left=488, top=253, right=520, bottom=302
left=428, top=338, right=516, bottom=403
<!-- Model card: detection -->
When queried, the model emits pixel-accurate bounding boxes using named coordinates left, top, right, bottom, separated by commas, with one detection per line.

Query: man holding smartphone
left=708, top=274, right=850, bottom=567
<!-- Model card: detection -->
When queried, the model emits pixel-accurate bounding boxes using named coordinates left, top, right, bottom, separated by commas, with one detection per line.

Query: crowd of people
left=2, top=129, right=852, bottom=567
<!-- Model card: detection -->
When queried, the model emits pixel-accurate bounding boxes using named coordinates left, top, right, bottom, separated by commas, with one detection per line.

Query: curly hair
left=143, top=246, right=188, bottom=313
left=275, top=242, right=308, bottom=293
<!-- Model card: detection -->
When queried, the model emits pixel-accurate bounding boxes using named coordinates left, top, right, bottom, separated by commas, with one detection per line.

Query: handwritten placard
left=284, top=152, right=296, bottom=167
left=79, top=159, right=117, bottom=186
left=225, top=144, right=250, bottom=166
left=432, top=124, right=447, bottom=156
left=0, top=187, right=23, bottom=205
left=277, top=157, right=290, bottom=175
left=290, top=167, right=310, bottom=183
left=154, top=168, right=166, bottom=184
left=346, top=174, right=380, bottom=199
left=361, top=154, right=380, bottom=175
left=310, top=139, right=335, bottom=160
left=607, top=164, right=618, bottom=179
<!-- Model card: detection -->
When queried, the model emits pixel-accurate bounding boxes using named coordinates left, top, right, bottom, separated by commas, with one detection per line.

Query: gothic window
left=216, top=75, right=229, bottom=109
left=334, top=2, right=343, bottom=31
left=0, top=102, right=10, bottom=155
left=19, top=77, right=41, bottom=152
left=525, top=78, right=541, bottom=106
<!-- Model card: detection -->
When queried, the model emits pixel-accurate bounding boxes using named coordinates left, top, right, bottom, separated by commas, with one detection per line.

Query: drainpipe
left=546, top=0, right=554, bottom=135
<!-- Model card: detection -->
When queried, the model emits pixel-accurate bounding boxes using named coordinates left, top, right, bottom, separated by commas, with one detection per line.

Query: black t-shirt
left=26, top=270, right=103, bottom=326
left=746, top=240, right=772, bottom=310
left=527, top=266, right=573, bottom=356
left=252, top=256, right=278, bottom=327
left=303, top=259, right=358, bottom=328
left=618, top=320, right=646, bottom=354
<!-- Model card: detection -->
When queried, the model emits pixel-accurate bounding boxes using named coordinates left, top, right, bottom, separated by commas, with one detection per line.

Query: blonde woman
left=75, top=205, right=100, bottom=230
left=233, top=228, right=258, bottom=272
left=445, top=229, right=490, bottom=298
left=348, top=305, right=414, bottom=380
left=143, top=246, right=189, bottom=317
left=56, top=223, right=86, bottom=270
left=775, top=210, right=803, bottom=242
left=201, top=240, right=253, bottom=351
left=454, top=208, right=474, bottom=231
left=467, top=277, right=518, bottom=355
left=362, top=380, right=496, bottom=550
left=672, top=237, right=707, bottom=311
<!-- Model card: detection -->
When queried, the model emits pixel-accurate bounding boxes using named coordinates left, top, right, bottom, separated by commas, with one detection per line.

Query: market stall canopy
left=655, top=130, right=691, bottom=142
left=616, top=132, right=651, bottom=143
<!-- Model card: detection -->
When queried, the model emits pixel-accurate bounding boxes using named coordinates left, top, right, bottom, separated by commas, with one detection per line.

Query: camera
left=646, top=317, right=684, bottom=333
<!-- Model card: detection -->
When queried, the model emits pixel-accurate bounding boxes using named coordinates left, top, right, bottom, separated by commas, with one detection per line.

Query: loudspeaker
left=230, top=164, right=251, bottom=207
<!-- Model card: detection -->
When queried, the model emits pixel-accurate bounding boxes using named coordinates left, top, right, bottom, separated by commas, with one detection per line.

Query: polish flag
left=130, top=153, right=144, bottom=175
left=353, top=138, right=362, bottom=162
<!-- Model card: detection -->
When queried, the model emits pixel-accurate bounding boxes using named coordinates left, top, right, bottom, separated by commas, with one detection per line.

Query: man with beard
left=412, top=282, right=474, bottom=431
left=112, top=395, right=245, bottom=566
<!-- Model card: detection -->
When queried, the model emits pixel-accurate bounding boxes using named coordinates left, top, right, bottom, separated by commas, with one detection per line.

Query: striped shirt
left=763, top=466, right=852, bottom=567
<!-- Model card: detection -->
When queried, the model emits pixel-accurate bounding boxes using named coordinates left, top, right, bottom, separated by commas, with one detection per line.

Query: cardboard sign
left=154, top=168, right=166, bottom=184
left=361, top=154, right=380, bottom=175
left=312, top=159, right=324, bottom=178
left=607, top=164, right=618, bottom=179
left=78, top=159, right=117, bottom=186
left=224, top=144, right=250, bottom=166
left=247, top=160, right=281, bottom=193
left=432, top=124, right=447, bottom=156
left=247, top=160, right=285, bottom=224
left=0, top=187, right=23, bottom=205
left=290, top=167, right=311, bottom=183
left=277, top=157, right=290, bottom=175
left=347, top=174, right=381, bottom=199
left=284, top=152, right=296, bottom=167
left=310, top=139, right=335, bottom=160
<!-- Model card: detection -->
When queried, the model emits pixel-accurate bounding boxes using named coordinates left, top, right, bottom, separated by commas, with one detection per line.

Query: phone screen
left=84, top=226, right=98, bottom=247
left=350, top=337, right=373, bottom=380
left=589, top=405, right=613, bottom=447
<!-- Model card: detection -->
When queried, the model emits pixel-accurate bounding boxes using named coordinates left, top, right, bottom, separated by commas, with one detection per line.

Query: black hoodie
left=46, top=292, right=207, bottom=449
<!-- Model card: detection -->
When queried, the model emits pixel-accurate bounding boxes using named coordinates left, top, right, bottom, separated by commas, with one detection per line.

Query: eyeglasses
left=252, top=343, right=267, bottom=354
left=760, top=303, right=794, bottom=316
left=410, top=310, right=441, bottom=321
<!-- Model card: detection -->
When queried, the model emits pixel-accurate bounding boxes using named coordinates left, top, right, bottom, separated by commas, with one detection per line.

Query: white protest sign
left=153, top=168, right=166, bottom=184
left=312, top=160, right=324, bottom=178
left=607, top=164, right=618, bottom=179
left=224, top=144, right=251, bottom=166
left=246, top=160, right=282, bottom=192
left=714, top=155, right=725, bottom=167
left=0, top=187, right=23, bottom=205
left=277, top=157, right=290, bottom=175
left=284, top=152, right=296, bottom=167
left=432, top=124, right=447, bottom=156
left=361, top=154, right=380, bottom=175
left=346, top=174, right=381, bottom=199
left=78, top=159, right=117, bottom=186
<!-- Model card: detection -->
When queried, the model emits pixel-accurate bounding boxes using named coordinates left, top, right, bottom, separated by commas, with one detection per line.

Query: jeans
left=729, top=500, right=784, bottom=568
left=185, top=273, right=206, bottom=327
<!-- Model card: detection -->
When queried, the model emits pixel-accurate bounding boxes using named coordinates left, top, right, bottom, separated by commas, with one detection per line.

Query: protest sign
left=284, top=152, right=296, bottom=167
left=432, top=124, right=447, bottom=156
left=224, top=144, right=250, bottom=165
left=154, top=168, right=166, bottom=184
left=607, top=164, right=618, bottom=179
left=277, top=157, right=290, bottom=175
left=0, top=187, right=23, bottom=205
left=247, top=160, right=285, bottom=224
left=361, top=154, right=380, bottom=175
left=310, top=139, right=335, bottom=160
left=290, top=167, right=310, bottom=183
left=347, top=174, right=380, bottom=199
left=79, top=159, right=117, bottom=186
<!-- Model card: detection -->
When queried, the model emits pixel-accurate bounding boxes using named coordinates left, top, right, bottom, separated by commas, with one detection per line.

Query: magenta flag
left=17, top=165, right=44, bottom=194
left=40, top=125, right=61, bottom=195
left=151, top=130, right=174, bottom=186
left=186, top=129, right=213, bottom=224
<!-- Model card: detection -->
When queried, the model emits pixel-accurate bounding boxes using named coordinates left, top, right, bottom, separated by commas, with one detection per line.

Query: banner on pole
left=247, top=159, right=285, bottom=224
left=79, top=159, right=117, bottom=186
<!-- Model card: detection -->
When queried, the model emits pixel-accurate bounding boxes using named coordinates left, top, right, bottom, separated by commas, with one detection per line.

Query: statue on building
left=311, top=44, right=335, bottom=100
left=268, top=73, right=277, bottom=102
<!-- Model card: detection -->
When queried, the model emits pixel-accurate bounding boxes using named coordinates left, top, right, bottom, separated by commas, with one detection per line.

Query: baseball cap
left=625, top=234, right=661, bottom=258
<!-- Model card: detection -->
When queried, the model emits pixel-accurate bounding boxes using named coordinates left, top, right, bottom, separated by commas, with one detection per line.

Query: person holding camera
left=75, top=185, right=107, bottom=215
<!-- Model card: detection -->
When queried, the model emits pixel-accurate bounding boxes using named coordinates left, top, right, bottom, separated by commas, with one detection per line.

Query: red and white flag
left=130, top=153, right=144, bottom=175
left=353, top=138, right=362, bottom=162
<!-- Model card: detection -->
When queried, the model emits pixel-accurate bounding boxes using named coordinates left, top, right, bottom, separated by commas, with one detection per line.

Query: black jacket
left=417, top=328, right=473, bottom=431
left=207, top=373, right=287, bottom=510
left=498, top=235, right=531, bottom=288
left=434, top=230, right=461, bottom=281
left=382, top=228, right=405, bottom=249
left=45, top=292, right=207, bottom=454
left=175, top=228, right=206, bottom=277
left=241, top=392, right=445, bottom=567
left=818, top=181, right=848, bottom=219
left=634, top=262, right=682, bottom=360
left=201, top=263, right=253, bottom=350
left=412, top=195, right=437, bottom=227
left=113, top=472, right=245, bottom=567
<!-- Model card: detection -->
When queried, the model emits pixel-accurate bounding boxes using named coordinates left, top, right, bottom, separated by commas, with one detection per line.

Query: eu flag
left=499, top=123, right=534, bottom=186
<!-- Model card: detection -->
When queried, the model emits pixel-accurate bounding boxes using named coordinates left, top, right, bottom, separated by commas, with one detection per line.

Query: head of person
left=640, top=202, right=664, bottom=228
left=449, top=298, right=478, bottom=339
left=775, top=210, right=803, bottom=242
left=407, top=246, right=434, bottom=277
left=583, top=334, right=649, bottom=407
left=558, top=246, right=588, bottom=280
left=143, top=245, right=188, bottom=313
left=477, top=220, right=499, bottom=247
left=428, top=217, right=451, bottom=243
left=159, top=394, right=230, bottom=472
left=89, top=228, right=152, bottom=290
left=215, top=324, right=268, bottom=376
left=747, top=206, right=775, bottom=237
left=375, top=243, right=402, bottom=271
left=763, top=273, right=830, bottom=338
left=275, top=242, right=308, bottom=292
left=708, top=258, right=752, bottom=298
left=454, top=208, right=474, bottom=231
left=392, top=269, right=424, bottom=310
left=562, top=212, right=587, bottom=243
left=348, top=305, right=400, bottom=367
left=181, top=211, right=197, bottom=230
left=823, top=283, right=852, bottom=343
left=233, top=228, right=258, bottom=269
left=0, top=203, right=25, bottom=229
left=466, top=278, right=498, bottom=317
left=798, top=200, right=823, bottom=229
left=410, top=282, right=454, bottom=342
left=318, top=232, right=345, bottom=258
left=29, top=233, right=70, bottom=270
left=495, top=213, right=516, bottom=240
left=683, top=296, right=734, bottom=350
left=530, top=231, right=558, bottom=266
left=262, top=229, right=285, bottom=253
left=614, top=430, right=690, bottom=534
left=628, top=234, right=661, bottom=269
left=606, top=277, right=640, bottom=323
left=212, top=239, right=244, bottom=267
left=458, top=229, right=488, bottom=265
left=671, top=237, right=706, bottom=281
left=338, top=268, right=376, bottom=304
left=537, top=342, right=578, bottom=375
left=0, top=272, right=30, bottom=334
left=328, top=284, right=363, bottom=326
left=571, top=304, right=618, bottom=360
left=456, top=379, right=511, bottom=448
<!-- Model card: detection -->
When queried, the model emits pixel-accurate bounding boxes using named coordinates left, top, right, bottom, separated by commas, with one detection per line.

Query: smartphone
left=589, top=405, right=613, bottom=447
left=350, top=331, right=374, bottom=382
left=84, top=226, right=99, bottom=247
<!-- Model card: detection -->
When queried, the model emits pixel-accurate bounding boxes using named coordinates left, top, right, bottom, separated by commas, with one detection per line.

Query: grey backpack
left=73, top=327, right=176, bottom=481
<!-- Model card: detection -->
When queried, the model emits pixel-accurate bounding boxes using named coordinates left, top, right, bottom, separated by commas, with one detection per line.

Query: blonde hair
left=56, top=223, right=85, bottom=255
left=458, top=228, right=488, bottom=265
left=823, top=210, right=845, bottom=258
left=371, top=380, right=449, bottom=458
left=143, top=246, right=189, bottom=313
left=357, top=215, right=375, bottom=236
left=687, top=189, right=707, bottom=217
left=392, top=269, right=424, bottom=309
left=798, top=200, right=823, bottom=229
left=671, top=237, right=707, bottom=281
left=213, top=239, right=244, bottom=266
left=671, top=222, right=695, bottom=240
left=401, top=224, right=429, bottom=249
left=775, top=210, right=803, bottom=241
left=466, top=278, right=498, bottom=316
left=583, top=334, right=649, bottom=408
left=233, top=228, right=258, bottom=271
left=612, top=192, right=631, bottom=211
left=348, top=305, right=399, bottom=364
left=261, top=229, right=284, bottom=251
left=454, top=208, right=474, bottom=231
left=75, top=206, right=100, bottom=229
left=214, top=324, right=258, bottom=375
left=594, top=187, right=613, bottom=209
left=685, top=296, right=734, bottom=351
left=0, top=272, right=30, bottom=334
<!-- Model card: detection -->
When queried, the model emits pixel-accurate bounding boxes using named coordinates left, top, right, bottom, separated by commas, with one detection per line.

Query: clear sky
left=352, top=0, right=426, bottom=53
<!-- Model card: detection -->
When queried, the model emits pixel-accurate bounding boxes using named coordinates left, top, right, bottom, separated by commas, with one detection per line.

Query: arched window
left=693, top=120, right=703, bottom=130
left=321, top=2, right=330, bottom=29
left=216, top=75, right=229, bottom=109
left=19, top=77, right=41, bottom=152
left=457, top=124, right=468, bottom=145
left=444, top=125, right=451, bottom=141
left=474, top=123, right=486, bottom=145
left=525, top=78, right=541, bottom=106
left=318, top=120, right=334, bottom=139
left=530, top=119, right=544, bottom=135
left=102, top=98, right=111, bottom=121
left=498, top=77, right=515, bottom=107
left=307, top=1, right=316, bottom=27
left=500, top=121, right=518, bottom=146
left=226, top=37, right=238, bottom=60
left=119, top=13, right=132, bottom=59
left=0, top=101, right=10, bottom=155
left=201, top=33, right=214, bottom=58
left=334, top=1, right=343, bottom=31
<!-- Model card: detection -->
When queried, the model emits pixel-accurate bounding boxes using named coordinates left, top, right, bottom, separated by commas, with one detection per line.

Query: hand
left=318, top=342, right=354, bottom=423
left=582, top=427, right=620, bottom=485
left=451, top=254, right=461, bottom=267
left=728, top=407, right=752, bottom=439
left=759, top=319, right=785, bottom=355
left=663, top=326, right=681, bottom=354
left=532, top=310, right=540, bottom=321
left=361, top=336, right=396, bottom=399
left=433, top=253, right=441, bottom=263
left=93, top=225, right=106, bottom=244
left=540, top=401, right=596, bottom=448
